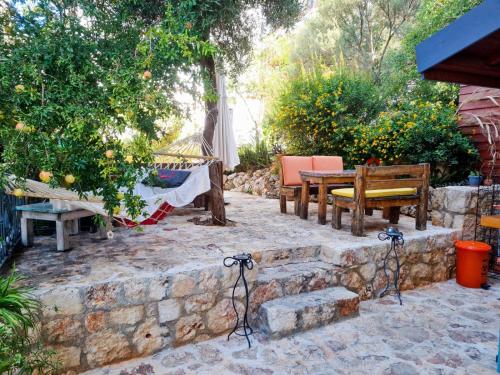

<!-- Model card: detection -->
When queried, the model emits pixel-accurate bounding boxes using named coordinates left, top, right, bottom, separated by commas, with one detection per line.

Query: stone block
left=206, top=299, right=242, bottom=334
left=123, top=278, right=148, bottom=303
left=148, top=275, right=169, bottom=301
left=85, top=311, right=106, bottom=333
left=444, top=187, right=472, bottom=214
left=175, top=315, right=204, bottom=343
left=358, top=263, right=376, bottom=282
left=170, top=274, right=196, bottom=298
left=158, top=299, right=182, bottom=323
left=39, top=287, right=83, bottom=317
left=198, top=268, right=220, bottom=292
left=184, top=292, right=216, bottom=314
left=109, top=305, right=144, bottom=326
left=249, top=279, right=282, bottom=314
left=264, top=304, right=297, bottom=334
left=85, top=282, right=122, bottom=310
left=133, top=318, right=167, bottom=355
left=84, top=329, right=132, bottom=367
left=52, top=345, right=81, bottom=369
left=43, top=316, right=83, bottom=344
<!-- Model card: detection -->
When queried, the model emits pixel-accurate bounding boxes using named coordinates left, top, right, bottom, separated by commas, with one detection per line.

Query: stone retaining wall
left=430, top=185, right=495, bottom=240
left=36, top=264, right=257, bottom=373
left=224, top=168, right=279, bottom=198
left=323, top=231, right=459, bottom=300
left=38, top=231, right=458, bottom=373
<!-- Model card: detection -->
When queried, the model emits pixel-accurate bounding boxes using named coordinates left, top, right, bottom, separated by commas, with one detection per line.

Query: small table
left=16, top=202, right=96, bottom=251
left=299, top=170, right=355, bottom=225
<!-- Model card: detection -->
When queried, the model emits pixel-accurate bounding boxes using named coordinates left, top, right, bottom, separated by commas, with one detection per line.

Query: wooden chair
left=331, top=163, right=430, bottom=236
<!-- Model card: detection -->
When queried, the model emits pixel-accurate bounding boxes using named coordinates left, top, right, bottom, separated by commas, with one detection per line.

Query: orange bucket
left=455, top=240, right=491, bottom=288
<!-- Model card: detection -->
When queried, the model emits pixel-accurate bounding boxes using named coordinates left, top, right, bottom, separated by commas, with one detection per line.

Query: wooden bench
left=16, top=202, right=107, bottom=251
left=332, top=164, right=430, bottom=236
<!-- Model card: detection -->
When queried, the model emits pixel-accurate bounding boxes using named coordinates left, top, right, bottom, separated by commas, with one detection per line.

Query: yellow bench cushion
left=332, top=187, right=417, bottom=199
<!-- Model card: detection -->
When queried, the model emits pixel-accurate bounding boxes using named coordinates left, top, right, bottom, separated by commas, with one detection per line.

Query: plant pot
left=468, top=175, right=482, bottom=186
left=483, top=178, right=493, bottom=186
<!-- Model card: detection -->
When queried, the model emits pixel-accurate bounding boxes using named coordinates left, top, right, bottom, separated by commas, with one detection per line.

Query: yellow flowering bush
left=265, top=73, right=382, bottom=158
left=347, top=100, right=479, bottom=185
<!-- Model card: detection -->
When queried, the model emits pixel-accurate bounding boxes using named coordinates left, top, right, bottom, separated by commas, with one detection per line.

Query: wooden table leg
left=300, top=180, right=310, bottom=220
left=21, top=217, right=34, bottom=247
left=318, top=182, right=327, bottom=225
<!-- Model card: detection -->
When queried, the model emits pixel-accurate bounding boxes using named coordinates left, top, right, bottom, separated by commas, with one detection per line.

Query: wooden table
left=16, top=202, right=96, bottom=251
left=299, top=170, right=355, bottom=225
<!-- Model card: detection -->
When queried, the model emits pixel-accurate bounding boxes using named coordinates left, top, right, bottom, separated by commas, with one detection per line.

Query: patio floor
left=83, top=278, right=500, bottom=375
left=2, top=192, right=464, bottom=372
left=6, top=192, right=456, bottom=289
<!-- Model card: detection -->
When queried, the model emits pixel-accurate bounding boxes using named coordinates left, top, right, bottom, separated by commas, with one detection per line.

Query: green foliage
left=0, top=1, right=213, bottom=218
left=236, top=140, right=272, bottom=172
left=0, top=268, right=59, bottom=374
left=346, top=100, right=479, bottom=185
left=171, top=0, right=304, bottom=76
left=380, top=0, right=482, bottom=102
left=265, top=72, right=383, bottom=161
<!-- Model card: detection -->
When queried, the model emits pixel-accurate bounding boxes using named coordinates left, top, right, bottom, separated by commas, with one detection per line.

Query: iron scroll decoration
left=223, top=253, right=254, bottom=348
left=378, top=227, right=405, bottom=305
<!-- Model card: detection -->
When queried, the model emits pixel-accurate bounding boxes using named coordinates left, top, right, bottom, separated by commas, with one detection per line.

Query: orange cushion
left=312, top=156, right=343, bottom=171
left=281, top=156, right=313, bottom=186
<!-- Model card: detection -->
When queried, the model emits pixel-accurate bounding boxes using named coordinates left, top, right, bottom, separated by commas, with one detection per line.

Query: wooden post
left=416, top=163, right=430, bottom=230
left=352, top=165, right=366, bottom=236
left=209, top=161, right=226, bottom=226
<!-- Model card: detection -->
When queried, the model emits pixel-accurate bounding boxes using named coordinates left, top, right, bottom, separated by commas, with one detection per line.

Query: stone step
left=255, top=261, right=340, bottom=295
left=256, top=287, right=359, bottom=338
left=254, top=246, right=322, bottom=267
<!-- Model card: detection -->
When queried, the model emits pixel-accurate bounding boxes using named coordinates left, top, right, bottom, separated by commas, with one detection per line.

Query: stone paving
left=1, top=192, right=462, bottom=372
left=84, top=279, right=500, bottom=375
left=5, top=192, right=455, bottom=289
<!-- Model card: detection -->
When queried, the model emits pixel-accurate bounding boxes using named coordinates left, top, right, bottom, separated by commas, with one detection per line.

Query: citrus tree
left=0, top=1, right=214, bottom=218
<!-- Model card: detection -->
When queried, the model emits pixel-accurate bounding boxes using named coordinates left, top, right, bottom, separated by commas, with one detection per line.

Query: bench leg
left=388, top=206, right=400, bottom=224
left=365, top=208, right=373, bottom=216
left=98, top=217, right=113, bottom=240
left=56, top=220, right=72, bottom=251
left=352, top=205, right=364, bottom=237
left=294, top=189, right=301, bottom=216
left=70, top=219, right=80, bottom=235
left=332, top=204, right=342, bottom=230
left=280, top=194, right=287, bottom=214
left=21, top=218, right=34, bottom=247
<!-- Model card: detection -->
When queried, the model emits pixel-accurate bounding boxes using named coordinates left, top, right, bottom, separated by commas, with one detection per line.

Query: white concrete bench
left=16, top=202, right=108, bottom=251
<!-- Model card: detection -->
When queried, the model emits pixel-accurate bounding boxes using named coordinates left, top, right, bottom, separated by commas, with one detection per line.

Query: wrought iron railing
left=0, top=191, right=23, bottom=268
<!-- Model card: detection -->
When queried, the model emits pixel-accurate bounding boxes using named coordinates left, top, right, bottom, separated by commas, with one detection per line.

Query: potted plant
left=468, top=171, right=482, bottom=186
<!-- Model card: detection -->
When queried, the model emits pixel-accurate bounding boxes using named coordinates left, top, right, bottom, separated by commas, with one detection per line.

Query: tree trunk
left=201, top=55, right=218, bottom=156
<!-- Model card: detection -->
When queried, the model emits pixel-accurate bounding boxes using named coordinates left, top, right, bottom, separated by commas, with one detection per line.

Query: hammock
left=5, top=133, right=219, bottom=227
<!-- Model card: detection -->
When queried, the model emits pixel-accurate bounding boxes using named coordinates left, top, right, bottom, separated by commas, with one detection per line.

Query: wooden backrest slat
left=365, top=164, right=425, bottom=178
left=354, top=163, right=430, bottom=201
left=366, top=179, right=423, bottom=190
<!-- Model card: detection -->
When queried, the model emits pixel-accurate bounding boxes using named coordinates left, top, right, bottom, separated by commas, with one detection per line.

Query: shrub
left=0, top=268, right=59, bottom=374
left=346, top=100, right=479, bottom=185
left=235, top=140, right=273, bottom=173
left=265, top=72, right=383, bottom=160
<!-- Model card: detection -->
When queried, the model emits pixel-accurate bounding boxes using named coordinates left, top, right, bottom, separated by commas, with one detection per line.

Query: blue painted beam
left=416, top=0, right=500, bottom=74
